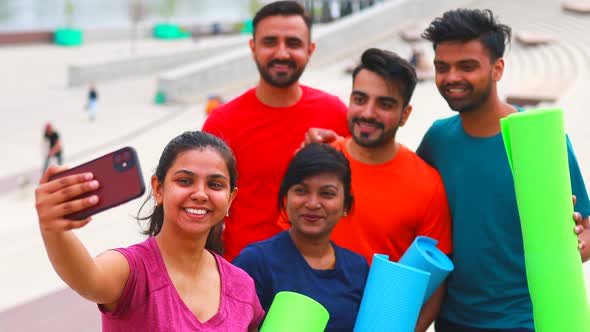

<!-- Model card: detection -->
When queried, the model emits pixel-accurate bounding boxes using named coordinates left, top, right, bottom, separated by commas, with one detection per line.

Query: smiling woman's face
left=286, top=172, right=345, bottom=240
left=153, top=148, right=237, bottom=237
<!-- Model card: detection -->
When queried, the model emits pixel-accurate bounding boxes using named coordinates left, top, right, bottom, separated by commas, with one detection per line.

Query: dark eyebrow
left=174, top=169, right=195, bottom=176
left=207, top=174, right=228, bottom=181
left=434, top=59, right=479, bottom=66
left=286, top=36, right=303, bottom=43
left=377, top=96, right=399, bottom=105
left=352, top=90, right=398, bottom=105
left=261, top=36, right=277, bottom=42
left=457, top=59, right=480, bottom=66
left=351, top=90, right=368, bottom=98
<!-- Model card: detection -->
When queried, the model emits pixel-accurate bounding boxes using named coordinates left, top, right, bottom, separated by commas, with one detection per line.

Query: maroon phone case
left=49, top=146, right=146, bottom=220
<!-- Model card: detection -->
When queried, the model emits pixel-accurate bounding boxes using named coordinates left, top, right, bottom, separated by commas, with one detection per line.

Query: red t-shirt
left=202, top=85, right=349, bottom=261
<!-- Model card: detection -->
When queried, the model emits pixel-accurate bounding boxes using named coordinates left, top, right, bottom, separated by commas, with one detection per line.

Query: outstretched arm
left=35, top=166, right=130, bottom=308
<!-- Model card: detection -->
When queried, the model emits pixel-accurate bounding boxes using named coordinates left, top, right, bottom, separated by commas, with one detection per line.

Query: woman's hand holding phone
left=39, top=147, right=145, bottom=221
left=35, top=165, right=100, bottom=232
left=35, top=163, right=132, bottom=305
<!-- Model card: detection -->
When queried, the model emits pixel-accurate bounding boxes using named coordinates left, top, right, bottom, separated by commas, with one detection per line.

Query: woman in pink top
left=34, top=131, right=264, bottom=331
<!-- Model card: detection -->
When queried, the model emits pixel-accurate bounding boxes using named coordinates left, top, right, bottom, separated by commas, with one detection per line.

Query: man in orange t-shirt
left=328, top=137, right=450, bottom=265
left=280, top=48, right=452, bottom=332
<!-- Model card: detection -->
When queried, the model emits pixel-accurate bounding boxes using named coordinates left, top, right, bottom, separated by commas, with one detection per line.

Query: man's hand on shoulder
left=301, top=128, right=342, bottom=148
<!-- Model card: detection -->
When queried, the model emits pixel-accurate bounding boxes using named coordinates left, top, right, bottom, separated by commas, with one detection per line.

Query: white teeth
left=185, top=208, right=207, bottom=215
left=449, top=88, right=465, bottom=93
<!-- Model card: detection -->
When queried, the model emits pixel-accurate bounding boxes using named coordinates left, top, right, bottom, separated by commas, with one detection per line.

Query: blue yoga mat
left=354, top=254, right=430, bottom=332
left=399, top=236, right=454, bottom=302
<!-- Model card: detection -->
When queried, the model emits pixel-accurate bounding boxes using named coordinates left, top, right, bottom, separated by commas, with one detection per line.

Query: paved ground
left=1, top=2, right=590, bottom=329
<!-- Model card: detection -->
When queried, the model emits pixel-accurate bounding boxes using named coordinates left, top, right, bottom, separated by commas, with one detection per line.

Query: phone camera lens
left=124, top=152, right=130, bottom=160
left=115, top=155, right=122, bottom=162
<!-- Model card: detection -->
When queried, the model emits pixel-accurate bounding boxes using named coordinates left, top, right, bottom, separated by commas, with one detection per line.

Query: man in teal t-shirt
left=418, top=8, right=590, bottom=331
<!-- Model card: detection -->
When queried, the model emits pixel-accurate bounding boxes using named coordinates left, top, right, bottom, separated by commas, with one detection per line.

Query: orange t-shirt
left=279, top=137, right=452, bottom=264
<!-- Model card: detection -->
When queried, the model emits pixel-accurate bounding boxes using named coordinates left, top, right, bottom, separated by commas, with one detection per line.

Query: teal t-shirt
left=416, top=114, right=590, bottom=329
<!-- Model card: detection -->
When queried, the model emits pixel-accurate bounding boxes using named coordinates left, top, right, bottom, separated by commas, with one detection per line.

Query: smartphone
left=49, top=146, right=146, bottom=220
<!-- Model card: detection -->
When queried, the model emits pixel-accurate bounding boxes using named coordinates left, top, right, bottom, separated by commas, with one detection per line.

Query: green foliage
left=64, top=0, right=75, bottom=28
left=248, top=0, right=263, bottom=17
left=160, top=0, right=177, bottom=20
left=0, top=1, right=11, bottom=22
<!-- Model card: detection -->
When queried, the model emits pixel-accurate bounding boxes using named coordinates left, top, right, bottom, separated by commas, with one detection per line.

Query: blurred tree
left=248, top=0, right=264, bottom=17
left=160, top=0, right=177, bottom=22
left=0, top=1, right=11, bottom=22
left=64, top=0, right=75, bottom=28
left=129, top=0, right=149, bottom=54
left=321, top=0, right=332, bottom=22
left=341, top=0, right=353, bottom=17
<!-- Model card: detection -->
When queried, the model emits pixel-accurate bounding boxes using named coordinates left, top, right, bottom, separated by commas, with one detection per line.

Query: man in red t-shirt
left=202, top=1, right=349, bottom=261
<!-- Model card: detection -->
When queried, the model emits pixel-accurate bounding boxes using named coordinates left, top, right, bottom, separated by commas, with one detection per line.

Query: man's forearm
left=415, top=282, right=446, bottom=332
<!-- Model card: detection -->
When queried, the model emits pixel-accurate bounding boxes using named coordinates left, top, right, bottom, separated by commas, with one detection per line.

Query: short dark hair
left=422, top=8, right=512, bottom=61
left=137, top=131, right=237, bottom=255
left=278, top=143, right=353, bottom=216
left=352, top=48, right=417, bottom=107
left=252, top=1, right=312, bottom=39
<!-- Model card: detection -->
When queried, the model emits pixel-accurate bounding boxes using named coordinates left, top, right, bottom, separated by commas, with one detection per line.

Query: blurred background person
left=42, top=122, right=63, bottom=173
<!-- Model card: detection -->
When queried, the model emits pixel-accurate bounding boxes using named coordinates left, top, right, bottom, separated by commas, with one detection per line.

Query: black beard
left=442, top=75, right=493, bottom=113
left=450, top=84, right=491, bottom=113
left=349, top=118, right=389, bottom=148
left=256, top=59, right=305, bottom=88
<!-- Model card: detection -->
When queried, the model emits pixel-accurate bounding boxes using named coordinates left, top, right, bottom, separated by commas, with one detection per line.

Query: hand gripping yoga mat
left=500, top=108, right=590, bottom=332
left=399, top=236, right=454, bottom=302
left=260, top=291, right=329, bottom=332
left=354, top=254, right=430, bottom=332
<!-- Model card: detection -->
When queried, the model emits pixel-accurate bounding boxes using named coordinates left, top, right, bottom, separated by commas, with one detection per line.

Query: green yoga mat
left=260, top=291, right=329, bottom=332
left=501, top=108, right=590, bottom=331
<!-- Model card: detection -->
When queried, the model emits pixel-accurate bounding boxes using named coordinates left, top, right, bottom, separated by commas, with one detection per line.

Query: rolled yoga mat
left=500, top=108, right=590, bottom=332
left=399, top=236, right=454, bottom=302
left=260, top=291, right=329, bottom=332
left=354, top=254, right=430, bottom=332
